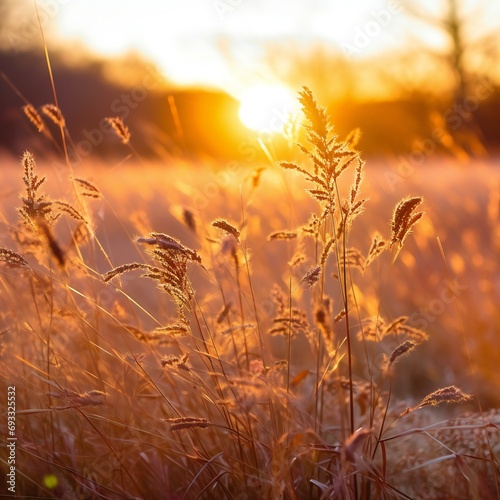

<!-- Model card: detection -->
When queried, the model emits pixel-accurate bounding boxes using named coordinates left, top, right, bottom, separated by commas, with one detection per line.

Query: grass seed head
left=73, top=178, right=102, bottom=198
left=105, top=116, right=130, bottom=144
left=22, top=104, right=44, bottom=132
left=161, top=353, right=190, bottom=371
left=418, top=385, right=473, bottom=408
left=41, top=104, right=65, bottom=127
left=389, top=340, right=417, bottom=365
left=300, top=265, right=321, bottom=287
left=298, top=86, right=329, bottom=140
left=165, top=417, right=210, bottom=432
left=365, top=233, right=387, bottom=267
left=0, top=248, right=29, bottom=268
left=390, top=196, right=424, bottom=248
left=268, top=231, right=298, bottom=241
left=212, top=218, right=240, bottom=240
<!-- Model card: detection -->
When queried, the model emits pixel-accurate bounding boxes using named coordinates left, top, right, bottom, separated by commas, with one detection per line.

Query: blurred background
left=0, top=0, right=499, bottom=160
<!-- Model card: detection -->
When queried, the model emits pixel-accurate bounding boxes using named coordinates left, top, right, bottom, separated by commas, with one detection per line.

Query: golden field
left=0, top=91, right=499, bottom=498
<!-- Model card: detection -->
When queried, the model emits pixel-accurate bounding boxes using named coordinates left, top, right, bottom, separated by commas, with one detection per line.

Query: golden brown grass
left=105, top=117, right=131, bottom=145
left=0, top=88, right=498, bottom=499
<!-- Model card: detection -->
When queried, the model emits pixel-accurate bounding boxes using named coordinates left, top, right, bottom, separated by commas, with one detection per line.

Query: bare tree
left=401, top=0, right=494, bottom=104
left=398, top=0, right=497, bottom=156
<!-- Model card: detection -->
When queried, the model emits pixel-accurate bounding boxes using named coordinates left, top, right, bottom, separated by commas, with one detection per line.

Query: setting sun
left=238, top=84, right=299, bottom=133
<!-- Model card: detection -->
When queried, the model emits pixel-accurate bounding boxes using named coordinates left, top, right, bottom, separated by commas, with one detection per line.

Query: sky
left=51, top=0, right=405, bottom=92
left=3, top=0, right=500, bottom=99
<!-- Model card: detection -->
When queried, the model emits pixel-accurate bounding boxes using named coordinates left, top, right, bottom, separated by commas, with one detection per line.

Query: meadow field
left=0, top=89, right=499, bottom=499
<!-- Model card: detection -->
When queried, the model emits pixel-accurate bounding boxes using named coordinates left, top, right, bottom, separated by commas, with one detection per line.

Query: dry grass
left=0, top=89, right=499, bottom=499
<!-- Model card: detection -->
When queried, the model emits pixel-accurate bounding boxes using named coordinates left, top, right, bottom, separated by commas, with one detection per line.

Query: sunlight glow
left=238, top=85, right=299, bottom=133
left=55, top=0, right=406, bottom=90
left=51, top=0, right=500, bottom=96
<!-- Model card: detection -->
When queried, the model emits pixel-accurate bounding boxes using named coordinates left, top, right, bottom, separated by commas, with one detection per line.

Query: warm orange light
left=238, top=84, right=299, bottom=133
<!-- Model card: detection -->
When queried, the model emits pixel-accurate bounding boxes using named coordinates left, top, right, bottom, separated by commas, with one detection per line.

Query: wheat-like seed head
left=212, top=218, right=240, bottom=240
left=138, top=232, right=201, bottom=263
left=344, top=127, right=362, bottom=149
left=358, top=316, right=388, bottom=342
left=69, top=223, right=89, bottom=247
left=397, top=324, right=428, bottom=342
left=103, top=233, right=201, bottom=322
left=18, top=152, right=62, bottom=232
left=320, top=235, right=336, bottom=265
left=298, top=86, right=329, bottom=141
left=53, top=201, right=87, bottom=222
left=288, top=252, right=306, bottom=268
left=389, top=340, right=417, bottom=365
left=365, top=233, right=387, bottom=268
left=22, top=104, right=44, bottom=132
left=270, top=307, right=309, bottom=337
left=73, top=178, right=102, bottom=198
left=164, top=417, right=210, bottom=432
left=161, top=353, right=190, bottom=371
left=103, top=262, right=145, bottom=282
left=341, top=247, right=365, bottom=271
left=268, top=231, right=298, bottom=241
left=123, top=325, right=175, bottom=344
left=400, top=385, right=474, bottom=417
left=418, top=385, right=473, bottom=408
left=105, top=116, right=130, bottom=144
left=390, top=196, right=424, bottom=248
left=349, top=158, right=365, bottom=205
left=49, top=389, right=107, bottom=408
left=278, top=86, right=364, bottom=261
left=153, top=323, right=190, bottom=336
left=0, top=248, right=29, bottom=268
left=300, top=265, right=321, bottom=287
left=41, top=104, right=65, bottom=127
left=272, top=285, right=285, bottom=315
left=384, top=316, right=409, bottom=336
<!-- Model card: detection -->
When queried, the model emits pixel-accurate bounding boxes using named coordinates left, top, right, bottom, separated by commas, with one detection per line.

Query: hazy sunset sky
left=56, top=0, right=500, bottom=86
left=3, top=0, right=499, bottom=100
